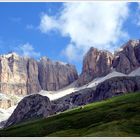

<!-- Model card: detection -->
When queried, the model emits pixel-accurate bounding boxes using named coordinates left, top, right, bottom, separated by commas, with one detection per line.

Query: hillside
left=0, top=92, right=140, bottom=137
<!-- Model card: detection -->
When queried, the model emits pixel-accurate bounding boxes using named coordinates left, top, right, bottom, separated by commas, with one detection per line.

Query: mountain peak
left=77, top=39, right=140, bottom=86
left=1, top=52, right=19, bottom=59
left=127, top=39, right=140, bottom=47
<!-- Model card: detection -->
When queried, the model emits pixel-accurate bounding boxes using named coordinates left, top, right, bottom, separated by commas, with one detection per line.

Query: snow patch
left=39, top=87, right=77, bottom=101
left=0, top=105, right=16, bottom=127
left=87, top=71, right=127, bottom=88
left=0, top=93, right=10, bottom=100
left=129, top=67, right=140, bottom=76
left=2, top=52, right=19, bottom=59
left=39, top=71, right=127, bottom=101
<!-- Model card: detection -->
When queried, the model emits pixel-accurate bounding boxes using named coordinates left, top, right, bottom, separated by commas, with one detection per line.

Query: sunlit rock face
left=78, top=47, right=113, bottom=86
left=78, top=40, right=140, bottom=86
left=0, top=99, right=14, bottom=109
left=0, top=53, right=29, bottom=95
left=0, top=53, right=78, bottom=95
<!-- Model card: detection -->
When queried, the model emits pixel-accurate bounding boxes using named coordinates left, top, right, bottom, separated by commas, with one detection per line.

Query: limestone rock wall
left=0, top=53, right=78, bottom=95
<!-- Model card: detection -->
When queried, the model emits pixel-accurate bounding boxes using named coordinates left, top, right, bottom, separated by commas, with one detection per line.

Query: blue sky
left=0, top=2, right=140, bottom=73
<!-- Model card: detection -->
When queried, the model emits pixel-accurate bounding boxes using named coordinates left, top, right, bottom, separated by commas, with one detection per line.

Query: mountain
left=0, top=53, right=78, bottom=113
left=77, top=47, right=113, bottom=86
left=0, top=53, right=78, bottom=95
left=4, top=94, right=53, bottom=128
left=1, top=92, right=140, bottom=137
left=78, top=39, right=140, bottom=86
left=113, top=40, right=140, bottom=74
left=5, top=76, right=140, bottom=127
left=38, top=57, right=78, bottom=91
left=1, top=39, right=140, bottom=130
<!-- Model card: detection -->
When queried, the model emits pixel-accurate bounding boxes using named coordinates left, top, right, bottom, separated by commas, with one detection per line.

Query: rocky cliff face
left=77, top=47, right=113, bottom=86
left=54, top=76, right=140, bottom=111
left=0, top=53, right=78, bottom=95
left=5, top=94, right=52, bottom=127
left=93, top=76, right=140, bottom=101
left=0, top=40, right=139, bottom=94
left=113, top=40, right=140, bottom=74
left=26, top=59, right=41, bottom=94
left=5, top=76, right=140, bottom=127
left=38, top=57, right=78, bottom=91
left=78, top=40, right=140, bottom=86
left=0, top=53, right=28, bottom=95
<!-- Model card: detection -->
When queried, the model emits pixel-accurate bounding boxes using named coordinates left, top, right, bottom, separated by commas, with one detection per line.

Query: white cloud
left=39, top=2, right=129, bottom=61
left=15, top=43, right=40, bottom=58
left=61, top=43, right=82, bottom=61
left=39, top=14, right=60, bottom=33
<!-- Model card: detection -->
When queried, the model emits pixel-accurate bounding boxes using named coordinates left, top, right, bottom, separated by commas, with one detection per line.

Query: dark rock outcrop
left=134, top=44, right=140, bottom=63
left=93, top=76, right=140, bottom=101
left=0, top=120, right=7, bottom=128
left=5, top=94, right=53, bottom=127
left=113, top=40, right=140, bottom=74
left=53, top=76, right=140, bottom=111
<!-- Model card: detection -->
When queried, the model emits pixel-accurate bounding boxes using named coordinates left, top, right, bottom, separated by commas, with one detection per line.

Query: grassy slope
left=0, top=92, right=140, bottom=137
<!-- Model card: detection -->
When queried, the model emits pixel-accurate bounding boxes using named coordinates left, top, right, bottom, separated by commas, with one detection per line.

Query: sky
left=0, top=2, right=140, bottom=73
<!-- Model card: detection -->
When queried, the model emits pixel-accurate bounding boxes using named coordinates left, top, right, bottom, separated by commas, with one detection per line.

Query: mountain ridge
left=1, top=39, right=140, bottom=129
left=0, top=52, right=78, bottom=95
left=4, top=76, right=140, bottom=127
left=78, top=39, right=140, bottom=86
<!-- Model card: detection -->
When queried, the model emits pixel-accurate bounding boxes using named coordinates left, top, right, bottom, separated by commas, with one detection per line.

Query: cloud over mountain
left=15, top=43, right=41, bottom=58
left=39, top=2, right=129, bottom=61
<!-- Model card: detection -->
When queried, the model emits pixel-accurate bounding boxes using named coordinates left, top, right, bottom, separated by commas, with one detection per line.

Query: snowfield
left=0, top=106, right=16, bottom=121
left=0, top=106, right=16, bottom=128
left=39, top=82, right=78, bottom=101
